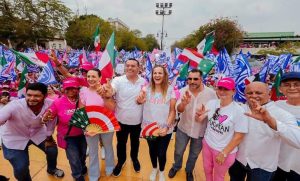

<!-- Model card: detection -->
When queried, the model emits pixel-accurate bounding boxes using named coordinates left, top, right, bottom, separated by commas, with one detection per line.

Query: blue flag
left=37, top=61, right=58, bottom=85
left=145, top=54, right=152, bottom=82
left=216, top=48, right=234, bottom=77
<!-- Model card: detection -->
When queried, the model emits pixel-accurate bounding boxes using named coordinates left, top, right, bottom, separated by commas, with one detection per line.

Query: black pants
left=116, top=122, right=141, bottom=164
left=272, top=167, right=300, bottom=181
left=229, top=160, right=274, bottom=181
left=147, top=133, right=172, bottom=171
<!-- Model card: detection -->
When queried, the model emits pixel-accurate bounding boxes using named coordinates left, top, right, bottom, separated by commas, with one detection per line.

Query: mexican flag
left=178, top=48, right=204, bottom=68
left=11, top=50, right=48, bottom=67
left=18, top=66, right=28, bottom=98
left=98, top=32, right=115, bottom=84
left=93, top=25, right=101, bottom=52
left=270, top=69, right=285, bottom=101
left=197, top=31, right=215, bottom=55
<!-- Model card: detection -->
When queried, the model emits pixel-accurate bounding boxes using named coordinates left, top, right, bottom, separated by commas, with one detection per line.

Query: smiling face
left=187, top=72, right=202, bottom=91
left=279, top=80, right=300, bottom=100
left=152, top=66, right=166, bottom=86
left=125, top=59, right=139, bottom=78
left=87, top=69, right=101, bottom=88
left=216, top=87, right=235, bottom=101
left=245, top=82, right=270, bottom=106
left=25, top=89, right=45, bottom=107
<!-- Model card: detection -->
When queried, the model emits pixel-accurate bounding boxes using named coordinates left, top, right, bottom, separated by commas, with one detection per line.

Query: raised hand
left=102, top=78, right=114, bottom=98
left=181, top=91, right=192, bottom=106
left=245, top=98, right=276, bottom=129
left=195, top=104, right=209, bottom=122
left=41, top=109, right=54, bottom=124
left=136, top=89, right=146, bottom=104
left=49, top=50, right=60, bottom=64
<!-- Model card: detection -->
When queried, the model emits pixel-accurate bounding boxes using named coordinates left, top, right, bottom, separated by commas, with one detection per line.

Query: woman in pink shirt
left=79, top=68, right=115, bottom=181
left=46, top=78, right=87, bottom=181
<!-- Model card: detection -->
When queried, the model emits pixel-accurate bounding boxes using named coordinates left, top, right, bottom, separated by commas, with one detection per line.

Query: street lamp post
left=155, top=2, right=172, bottom=50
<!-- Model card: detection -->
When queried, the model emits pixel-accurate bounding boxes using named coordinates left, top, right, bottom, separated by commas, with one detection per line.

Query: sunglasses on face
left=187, top=77, right=199, bottom=81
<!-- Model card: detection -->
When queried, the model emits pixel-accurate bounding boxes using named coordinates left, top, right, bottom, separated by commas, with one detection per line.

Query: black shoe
left=186, top=172, right=194, bottom=181
left=0, top=175, right=9, bottom=181
left=168, top=167, right=178, bottom=178
left=132, top=160, right=141, bottom=173
left=112, top=163, right=125, bottom=177
left=47, top=168, right=65, bottom=178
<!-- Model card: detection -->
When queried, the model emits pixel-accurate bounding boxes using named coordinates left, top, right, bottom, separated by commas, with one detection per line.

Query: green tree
left=0, top=0, right=72, bottom=49
left=142, top=34, right=160, bottom=51
left=65, top=14, right=113, bottom=49
left=172, top=17, right=244, bottom=54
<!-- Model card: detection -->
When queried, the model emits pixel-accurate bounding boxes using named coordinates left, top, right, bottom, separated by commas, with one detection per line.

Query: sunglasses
left=187, top=77, right=199, bottom=81
left=212, top=108, right=220, bottom=120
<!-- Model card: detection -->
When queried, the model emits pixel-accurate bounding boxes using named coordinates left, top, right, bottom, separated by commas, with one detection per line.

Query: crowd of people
left=0, top=53, right=299, bottom=181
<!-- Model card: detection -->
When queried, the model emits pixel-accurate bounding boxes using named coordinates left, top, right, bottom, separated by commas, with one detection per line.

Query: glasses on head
left=281, top=82, right=300, bottom=88
left=212, top=108, right=220, bottom=120
left=187, top=77, right=199, bottom=81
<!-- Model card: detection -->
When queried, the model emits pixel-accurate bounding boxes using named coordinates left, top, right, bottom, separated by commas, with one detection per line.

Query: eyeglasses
left=212, top=108, right=220, bottom=120
left=187, top=77, right=199, bottom=81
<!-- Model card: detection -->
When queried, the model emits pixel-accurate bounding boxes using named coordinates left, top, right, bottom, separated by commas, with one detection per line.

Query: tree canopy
left=0, top=0, right=72, bottom=49
left=172, top=17, right=244, bottom=54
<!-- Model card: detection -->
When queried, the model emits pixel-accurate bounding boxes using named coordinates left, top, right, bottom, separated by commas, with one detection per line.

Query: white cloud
left=62, top=0, right=299, bottom=47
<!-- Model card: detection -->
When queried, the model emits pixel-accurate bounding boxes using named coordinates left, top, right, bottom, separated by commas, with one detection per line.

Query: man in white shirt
left=229, top=82, right=300, bottom=181
left=168, top=69, right=217, bottom=181
left=273, top=72, right=300, bottom=181
left=111, top=59, right=146, bottom=177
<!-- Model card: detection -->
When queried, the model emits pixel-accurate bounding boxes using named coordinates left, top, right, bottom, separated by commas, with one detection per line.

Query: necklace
left=67, top=97, right=78, bottom=104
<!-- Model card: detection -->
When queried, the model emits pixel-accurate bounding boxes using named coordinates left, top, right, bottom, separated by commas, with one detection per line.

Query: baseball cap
left=62, top=78, right=80, bottom=89
left=217, top=77, right=235, bottom=90
left=80, top=62, right=94, bottom=71
left=281, top=72, right=300, bottom=82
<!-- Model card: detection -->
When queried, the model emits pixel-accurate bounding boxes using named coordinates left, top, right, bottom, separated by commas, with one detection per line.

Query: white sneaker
left=149, top=168, right=158, bottom=181
left=159, top=171, right=165, bottom=181
left=101, top=147, right=105, bottom=160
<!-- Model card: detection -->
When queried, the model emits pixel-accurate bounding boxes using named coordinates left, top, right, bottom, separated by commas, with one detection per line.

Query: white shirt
left=176, top=85, right=217, bottom=138
left=112, top=75, right=146, bottom=125
left=204, top=100, right=248, bottom=153
left=236, top=102, right=300, bottom=172
left=142, top=86, right=176, bottom=134
left=276, top=100, right=300, bottom=174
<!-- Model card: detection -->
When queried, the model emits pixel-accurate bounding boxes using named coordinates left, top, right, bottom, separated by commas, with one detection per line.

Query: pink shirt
left=0, top=98, right=54, bottom=150
left=80, top=87, right=104, bottom=106
left=49, top=95, right=84, bottom=148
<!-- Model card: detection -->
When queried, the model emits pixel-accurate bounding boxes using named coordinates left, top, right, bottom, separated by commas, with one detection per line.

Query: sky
left=62, top=0, right=300, bottom=49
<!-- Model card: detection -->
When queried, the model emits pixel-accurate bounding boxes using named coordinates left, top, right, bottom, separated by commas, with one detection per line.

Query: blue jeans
left=86, top=132, right=114, bottom=181
left=65, top=135, right=87, bottom=181
left=229, top=160, right=274, bottom=181
left=272, top=167, right=300, bottom=181
left=2, top=140, right=58, bottom=181
left=172, top=128, right=203, bottom=172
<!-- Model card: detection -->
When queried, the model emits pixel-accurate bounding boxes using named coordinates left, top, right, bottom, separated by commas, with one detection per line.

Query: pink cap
left=217, top=77, right=235, bottom=90
left=63, top=78, right=80, bottom=89
left=80, top=62, right=94, bottom=71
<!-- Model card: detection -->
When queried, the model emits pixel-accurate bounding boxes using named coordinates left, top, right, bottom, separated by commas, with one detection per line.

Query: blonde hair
left=150, top=65, right=169, bottom=99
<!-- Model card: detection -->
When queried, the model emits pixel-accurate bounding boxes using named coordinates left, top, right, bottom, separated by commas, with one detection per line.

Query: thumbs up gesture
left=136, top=88, right=146, bottom=105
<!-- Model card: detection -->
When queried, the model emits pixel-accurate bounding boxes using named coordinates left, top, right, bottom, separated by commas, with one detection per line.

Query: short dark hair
left=126, top=59, right=140, bottom=67
left=0, top=91, right=10, bottom=99
left=88, top=68, right=102, bottom=77
left=26, top=83, right=48, bottom=95
left=188, top=69, right=203, bottom=77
